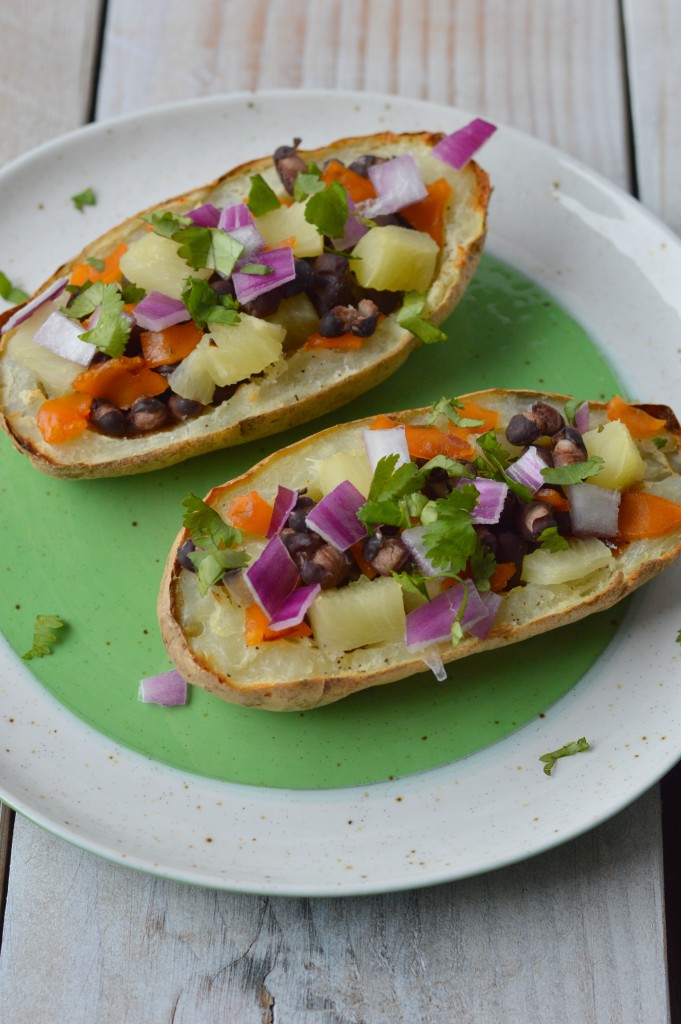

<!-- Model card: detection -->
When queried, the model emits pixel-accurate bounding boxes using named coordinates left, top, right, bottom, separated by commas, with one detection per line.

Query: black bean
left=505, top=412, right=541, bottom=447
left=369, top=537, right=412, bottom=576
left=90, top=398, right=128, bottom=437
left=281, top=258, right=315, bottom=298
left=309, top=253, right=353, bottom=314
left=517, top=502, right=556, bottom=542
left=280, top=527, right=322, bottom=559
left=127, top=396, right=169, bottom=433
left=273, top=139, right=307, bottom=195
left=424, top=467, right=455, bottom=500
left=242, top=287, right=283, bottom=319
left=287, top=496, right=316, bottom=532
left=299, top=544, right=352, bottom=589
left=552, top=427, right=587, bottom=466
left=211, top=383, right=238, bottom=406
left=168, top=394, right=203, bottom=421
left=347, top=154, right=387, bottom=177
left=177, top=539, right=196, bottom=571
left=531, top=401, right=564, bottom=436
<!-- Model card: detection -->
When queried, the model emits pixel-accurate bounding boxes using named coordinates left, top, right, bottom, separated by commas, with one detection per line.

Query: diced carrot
left=320, top=160, right=377, bottom=204
left=456, top=399, right=499, bottom=433
left=404, top=425, right=476, bottom=461
left=36, top=393, right=92, bottom=444
left=72, top=355, right=168, bottom=409
left=69, top=242, right=128, bottom=287
left=535, top=486, right=570, bottom=512
left=370, top=414, right=401, bottom=430
left=140, top=321, right=203, bottom=368
left=305, top=332, right=366, bottom=351
left=349, top=540, right=378, bottom=580
left=489, top=561, right=517, bottom=593
left=226, top=491, right=274, bottom=536
left=617, top=490, right=681, bottom=541
left=401, top=178, right=453, bottom=247
left=607, top=395, right=668, bottom=439
left=244, top=602, right=313, bottom=645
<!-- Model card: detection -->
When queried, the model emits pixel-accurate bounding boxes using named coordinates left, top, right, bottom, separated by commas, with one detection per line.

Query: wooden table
left=0, top=2, right=679, bottom=1020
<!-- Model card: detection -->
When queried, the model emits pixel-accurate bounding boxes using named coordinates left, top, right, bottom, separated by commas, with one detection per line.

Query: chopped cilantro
left=62, top=281, right=131, bottom=357
left=396, top=291, right=447, bottom=344
left=71, top=187, right=96, bottom=212
left=0, top=271, right=29, bottom=304
left=652, top=436, right=668, bottom=450
left=421, top=484, right=480, bottom=573
left=476, top=429, right=534, bottom=502
left=246, top=174, right=281, bottom=217
left=181, top=493, right=250, bottom=596
left=189, top=547, right=250, bottom=596
left=357, top=455, right=425, bottom=529
left=173, top=226, right=243, bottom=278
left=539, top=737, right=590, bottom=776
left=120, top=282, right=146, bottom=304
left=182, top=278, right=240, bottom=330
left=451, top=618, right=465, bottom=646
left=141, top=209, right=192, bottom=237
left=86, top=257, right=105, bottom=272
left=541, top=456, right=604, bottom=486
left=537, top=527, right=570, bottom=552
left=468, top=544, right=496, bottom=590
left=304, top=180, right=348, bottom=239
left=23, top=614, right=66, bottom=660
left=563, top=397, right=584, bottom=425
left=392, top=570, right=431, bottom=601
left=428, top=396, right=485, bottom=430
left=293, top=171, right=325, bottom=203
left=676, top=629, right=681, bottom=644
left=238, top=263, right=275, bottom=276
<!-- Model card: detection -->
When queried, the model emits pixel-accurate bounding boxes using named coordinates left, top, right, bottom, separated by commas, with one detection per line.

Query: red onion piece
left=231, top=224, right=267, bottom=264
left=306, top=480, right=367, bottom=551
left=465, top=591, right=502, bottom=639
left=187, top=203, right=221, bottom=227
left=360, top=154, right=428, bottom=217
left=506, top=446, right=546, bottom=492
left=268, top=583, right=321, bottom=631
left=1, top=276, right=69, bottom=335
left=574, top=401, right=590, bottom=434
left=462, top=477, right=508, bottom=524
left=32, top=311, right=97, bottom=366
left=568, top=483, right=621, bottom=537
left=139, top=669, right=188, bottom=706
left=266, top=485, right=298, bottom=539
left=244, top=535, right=299, bottom=618
left=232, top=246, right=296, bottom=305
left=133, top=291, right=190, bottom=331
left=218, top=203, right=254, bottom=233
left=401, top=524, right=440, bottom=576
left=432, top=118, right=497, bottom=170
left=332, top=214, right=369, bottom=251
left=405, top=585, right=466, bottom=650
left=363, top=425, right=411, bottom=473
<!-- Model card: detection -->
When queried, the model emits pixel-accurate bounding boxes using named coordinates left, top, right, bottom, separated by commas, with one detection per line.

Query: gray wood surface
left=0, top=2, right=678, bottom=1021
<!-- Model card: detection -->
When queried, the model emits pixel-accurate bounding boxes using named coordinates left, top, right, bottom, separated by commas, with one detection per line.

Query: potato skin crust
left=158, top=389, right=681, bottom=711
left=0, top=132, right=490, bottom=478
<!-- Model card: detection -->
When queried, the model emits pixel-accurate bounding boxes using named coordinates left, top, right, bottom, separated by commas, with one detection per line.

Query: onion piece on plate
left=139, top=669, right=188, bottom=706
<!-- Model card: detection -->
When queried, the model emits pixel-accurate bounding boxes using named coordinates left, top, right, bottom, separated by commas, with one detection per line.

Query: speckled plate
left=1, top=90, right=680, bottom=895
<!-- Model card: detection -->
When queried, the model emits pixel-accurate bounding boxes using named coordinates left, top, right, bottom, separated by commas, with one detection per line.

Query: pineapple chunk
left=266, top=292, right=319, bottom=351
left=254, top=203, right=323, bottom=258
left=583, top=419, right=646, bottom=490
left=8, top=305, right=84, bottom=397
left=167, top=338, right=216, bottom=404
left=205, top=315, right=285, bottom=386
left=314, top=450, right=374, bottom=497
left=308, top=576, right=406, bottom=653
left=119, top=232, right=210, bottom=299
left=521, top=537, right=613, bottom=585
left=350, top=226, right=439, bottom=292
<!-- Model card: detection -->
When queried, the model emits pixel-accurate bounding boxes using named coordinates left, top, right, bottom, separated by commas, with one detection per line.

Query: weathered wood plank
left=0, top=3, right=104, bottom=166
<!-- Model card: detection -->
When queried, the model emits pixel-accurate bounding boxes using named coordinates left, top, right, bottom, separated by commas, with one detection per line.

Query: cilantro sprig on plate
left=23, top=615, right=66, bottom=660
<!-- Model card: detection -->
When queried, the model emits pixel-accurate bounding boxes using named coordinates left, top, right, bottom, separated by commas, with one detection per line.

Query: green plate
left=0, top=255, right=625, bottom=788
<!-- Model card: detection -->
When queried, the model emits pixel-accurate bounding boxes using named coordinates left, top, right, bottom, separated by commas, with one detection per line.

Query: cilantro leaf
left=563, top=398, right=584, bottom=425
left=476, top=429, right=534, bottom=502
left=677, top=629, right=681, bottom=644
left=422, top=484, right=479, bottom=572
left=181, top=492, right=242, bottom=550
left=86, top=257, right=105, bottom=272
left=652, top=436, right=668, bottom=450
left=293, top=171, right=325, bottom=203
left=0, top=271, right=29, bottom=304
left=468, top=545, right=496, bottom=591
left=396, top=291, right=447, bottom=345
left=182, top=278, right=240, bottom=330
left=393, top=571, right=431, bottom=601
left=304, top=180, right=348, bottom=239
left=539, top=737, right=590, bottom=776
left=23, top=614, right=66, bottom=660
left=247, top=174, right=281, bottom=216
left=541, top=456, right=604, bottom=486
left=358, top=455, right=424, bottom=529
left=173, top=226, right=244, bottom=278
left=71, top=187, right=96, bottom=212
left=62, top=281, right=131, bottom=357
left=537, top=526, right=570, bottom=552
left=120, top=282, right=146, bottom=304
left=419, top=454, right=469, bottom=478
left=189, top=547, right=250, bottom=596
left=141, top=210, right=192, bottom=237
left=428, top=396, right=485, bottom=430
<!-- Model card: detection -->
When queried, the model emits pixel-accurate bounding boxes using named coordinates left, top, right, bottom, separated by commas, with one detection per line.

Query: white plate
left=1, top=90, right=681, bottom=895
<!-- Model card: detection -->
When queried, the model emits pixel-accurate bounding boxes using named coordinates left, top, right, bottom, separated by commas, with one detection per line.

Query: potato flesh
left=307, top=576, right=406, bottom=654
left=350, top=225, right=438, bottom=292
left=253, top=203, right=324, bottom=258
left=521, top=537, right=613, bottom=585
left=118, top=233, right=211, bottom=300
left=583, top=420, right=646, bottom=490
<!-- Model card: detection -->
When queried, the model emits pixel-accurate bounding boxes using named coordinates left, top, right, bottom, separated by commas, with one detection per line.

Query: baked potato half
left=0, top=131, right=490, bottom=478
left=158, top=389, right=681, bottom=711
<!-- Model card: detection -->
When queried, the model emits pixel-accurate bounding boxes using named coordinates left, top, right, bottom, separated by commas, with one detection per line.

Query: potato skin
left=0, top=131, right=490, bottom=478
left=158, top=389, right=681, bottom=711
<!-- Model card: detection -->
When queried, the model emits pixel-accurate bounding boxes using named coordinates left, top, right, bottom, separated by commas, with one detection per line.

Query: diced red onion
left=268, top=583, right=321, bottom=631
left=574, top=401, right=590, bottom=434
left=244, top=535, right=300, bottom=618
left=187, top=203, right=221, bottom=227
left=133, top=291, right=190, bottom=331
left=465, top=591, right=502, bottom=639
left=401, top=524, right=440, bottom=576
left=421, top=649, right=447, bottom=682
left=232, top=246, right=296, bottom=305
left=363, top=425, right=411, bottom=473
left=506, top=446, right=546, bottom=492
left=332, top=214, right=369, bottom=251
left=306, top=480, right=367, bottom=551
left=360, top=154, right=428, bottom=218
left=405, top=585, right=467, bottom=650
left=139, top=669, right=188, bottom=706
left=231, top=224, right=267, bottom=264
left=432, top=118, right=497, bottom=170
left=266, top=485, right=298, bottom=539
left=568, top=484, right=621, bottom=537
left=460, top=477, right=508, bottom=524
left=218, top=203, right=254, bottom=232
left=1, top=276, right=69, bottom=334
left=32, top=311, right=97, bottom=366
